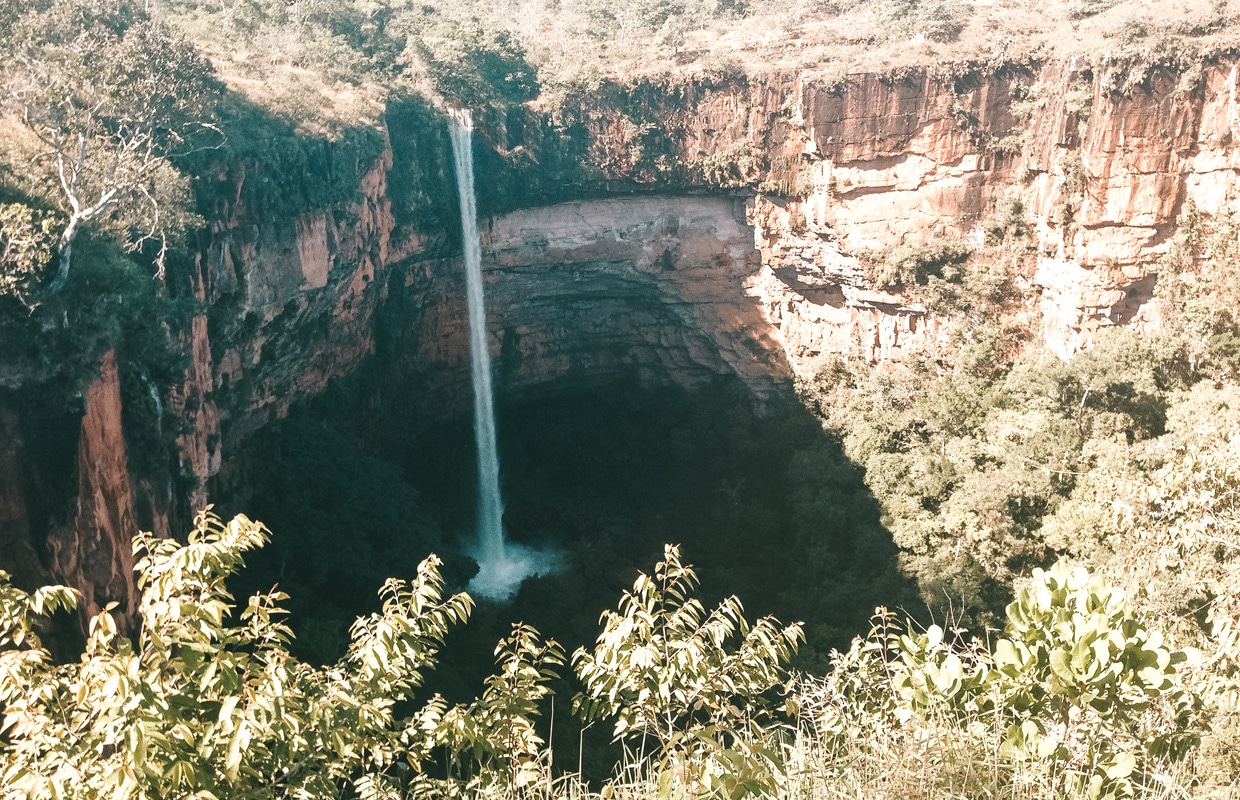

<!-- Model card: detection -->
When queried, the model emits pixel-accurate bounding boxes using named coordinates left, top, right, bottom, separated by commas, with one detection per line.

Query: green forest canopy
left=2, top=506, right=1235, bottom=798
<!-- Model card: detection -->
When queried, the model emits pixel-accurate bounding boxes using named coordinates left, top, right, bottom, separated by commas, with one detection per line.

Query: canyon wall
left=0, top=351, right=140, bottom=633
left=508, top=60, right=1240, bottom=367
left=376, top=195, right=781, bottom=420
left=179, top=51, right=1240, bottom=500
left=46, top=350, right=141, bottom=631
left=769, top=60, right=1240, bottom=363
left=10, top=54, right=1240, bottom=619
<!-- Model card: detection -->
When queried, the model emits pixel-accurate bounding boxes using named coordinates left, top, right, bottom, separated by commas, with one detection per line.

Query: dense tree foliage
left=800, top=560, right=1214, bottom=800
left=0, top=0, right=195, bottom=415
left=0, top=0, right=220, bottom=294
left=0, top=511, right=475, bottom=798
left=3, top=508, right=1231, bottom=799
left=803, top=328, right=1194, bottom=628
left=0, top=203, right=60, bottom=307
left=0, top=511, right=805, bottom=799
left=782, top=209, right=1240, bottom=796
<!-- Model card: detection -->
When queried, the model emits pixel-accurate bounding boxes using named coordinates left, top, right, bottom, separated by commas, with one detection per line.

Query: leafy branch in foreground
left=2, top=509, right=802, bottom=800
left=573, top=544, right=804, bottom=800
left=0, top=509, right=473, bottom=799
left=2, top=504, right=1225, bottom=800
left=431, top=623, right=565, bottom=797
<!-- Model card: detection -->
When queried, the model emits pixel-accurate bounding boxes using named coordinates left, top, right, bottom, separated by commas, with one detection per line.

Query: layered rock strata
left=378, top=196, right=782, bottom=416
left=164, top=55, right=1240, bottom=503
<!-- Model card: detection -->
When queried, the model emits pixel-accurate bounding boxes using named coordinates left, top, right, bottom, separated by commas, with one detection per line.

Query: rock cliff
left=376, top=195, right=780, bottom=421
left=0, top=351, right=140, bottom=634
left=9, top=53, right=1240, bottom=620
left=46, top=350, right=141, bottom=631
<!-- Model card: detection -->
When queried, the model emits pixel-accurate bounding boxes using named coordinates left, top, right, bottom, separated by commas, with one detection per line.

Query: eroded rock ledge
left=381, top=196, right=780, bottom=414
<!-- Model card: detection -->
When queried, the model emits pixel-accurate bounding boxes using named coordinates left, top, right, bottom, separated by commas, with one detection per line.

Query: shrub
left=430, top=623, right=565, bottom=796
left=573, top=544, right=803, bottom=799
left=984, top=198, right=1031, bottom=246
left=0, top=514, right=803, bottom=799
left=801, top=561, right=1204, bottom=800
left=1069, top=0, right=1122, bottom=21
left=0, top=510, right=474, bottom=798
left=864, top=239, right=972, bottom=288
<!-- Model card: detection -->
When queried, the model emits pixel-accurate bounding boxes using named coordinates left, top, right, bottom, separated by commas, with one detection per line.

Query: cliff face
left=190, top=54, right=1240, bottom=475
left=185, top=141, right=401, bottom=479
left=46, top=350, right=141, bottom=630
left=177, top=54, right=1240, bottom=481
left=0, top=351, right=140, bottom=633
left=11, top=54, right=1240, bottom=616
left=488, top=60, right=1240, bottom=369
left=763, top=60, right=1240, bottom=363
left=376, top=196, right=781, bottom=420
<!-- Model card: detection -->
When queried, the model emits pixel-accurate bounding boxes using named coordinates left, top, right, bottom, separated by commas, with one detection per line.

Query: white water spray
left=449, top=109, right=558, bottom=600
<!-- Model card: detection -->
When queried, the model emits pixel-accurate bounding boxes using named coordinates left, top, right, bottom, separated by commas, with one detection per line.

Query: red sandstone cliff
left=48, top=350, right=141, bottom=630
left=164, top=55, right=1240, bottom=495
left=0, top=351, right=141, bottom=633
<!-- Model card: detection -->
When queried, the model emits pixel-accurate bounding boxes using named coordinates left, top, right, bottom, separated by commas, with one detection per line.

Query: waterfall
left=449, top=109, right=559, bottom=600
left=449, top=110, right=505, bottom=563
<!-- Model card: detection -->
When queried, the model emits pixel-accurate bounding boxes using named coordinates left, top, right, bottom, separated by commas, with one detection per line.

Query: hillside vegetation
left=162, top=0, right=1240, bottom=126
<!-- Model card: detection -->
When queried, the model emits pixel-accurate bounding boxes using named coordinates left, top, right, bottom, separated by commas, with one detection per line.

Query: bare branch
left=2, top=7, right=220, bottom=294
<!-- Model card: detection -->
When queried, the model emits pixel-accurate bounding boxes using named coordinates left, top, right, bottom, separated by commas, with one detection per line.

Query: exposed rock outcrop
left=188, top=141, right=401, bottom=488
left=146, top=53, right=1240, bottom=494
left=46, top=350, right=141, bottom=630
left=0, top=352, right=141, bottom=632
left=375, top=196, right=781, bottom=418
left=506, top=60, right=1240, bottom=366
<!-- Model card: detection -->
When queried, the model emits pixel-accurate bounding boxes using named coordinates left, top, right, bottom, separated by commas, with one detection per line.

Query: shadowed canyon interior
left=5, top=55, right=1240, bottom=662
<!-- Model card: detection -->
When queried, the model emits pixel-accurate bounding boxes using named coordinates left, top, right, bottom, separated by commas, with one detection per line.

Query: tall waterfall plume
left=450, top=110, right=504, bottom=562
left=448, top=109, right=558, bottom=600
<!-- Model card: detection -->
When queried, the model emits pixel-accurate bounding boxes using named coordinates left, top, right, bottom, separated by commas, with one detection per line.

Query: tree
left=0, top=510, right=475, bottom=799
left=573, top=544, right=803, bottom=799
left=0, top=0, right=221, bottom=293
left=394, top=3, right=538, bottom=106
left=433, top=624, right=565, bottom=796
left=0, top=201, right=60, bottom=307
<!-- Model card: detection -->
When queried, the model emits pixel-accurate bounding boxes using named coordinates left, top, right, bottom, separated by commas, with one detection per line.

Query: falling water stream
left=449, top=109, right=558, bottom=600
